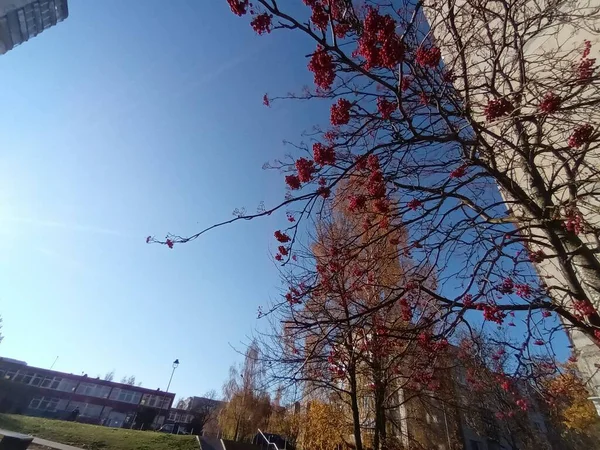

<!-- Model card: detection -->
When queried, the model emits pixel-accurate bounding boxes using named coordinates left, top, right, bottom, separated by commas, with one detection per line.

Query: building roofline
left=0, top=357, right=175, bottom=397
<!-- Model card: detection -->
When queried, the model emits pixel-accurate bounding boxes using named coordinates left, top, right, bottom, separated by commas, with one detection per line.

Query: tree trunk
left=349, top=365, right=364, bottom=450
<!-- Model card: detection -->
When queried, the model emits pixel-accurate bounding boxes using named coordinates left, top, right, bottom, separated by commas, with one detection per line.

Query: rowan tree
left=151, top=0, right=600, bottom=418
left=253, top=185, right=459, bottom=450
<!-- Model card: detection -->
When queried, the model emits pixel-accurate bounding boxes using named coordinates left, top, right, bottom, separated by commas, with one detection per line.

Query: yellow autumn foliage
left=299, top=401, right=347, bottom=450
left=545, top=369, right=599, bottom=432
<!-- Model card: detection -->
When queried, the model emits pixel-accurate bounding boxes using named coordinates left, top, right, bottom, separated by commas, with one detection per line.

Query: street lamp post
left=166, top=359, right=180, bottom=393
left=157, top=359, right=179, bottom=430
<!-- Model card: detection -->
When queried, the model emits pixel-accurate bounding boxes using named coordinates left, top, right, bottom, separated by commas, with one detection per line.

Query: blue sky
left=0, top=0, right=325, bottom=398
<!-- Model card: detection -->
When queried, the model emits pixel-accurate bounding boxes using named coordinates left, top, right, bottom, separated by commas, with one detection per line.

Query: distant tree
left=219, top=344, right=272, bottom=441
left=545, top=365, right=600, bottom=432
left=133, top=406, right=158, bottom=430
left=120, top=375, right=138, bottom=386
left=300, top=401, right=347, bottom=450
left=104, top=370, right=115, bottom=382
left=189, top=390, right=221, bottom=435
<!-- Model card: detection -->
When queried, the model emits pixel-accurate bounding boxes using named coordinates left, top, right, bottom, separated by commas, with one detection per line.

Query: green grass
left=0, top=414, right=199, bottom=450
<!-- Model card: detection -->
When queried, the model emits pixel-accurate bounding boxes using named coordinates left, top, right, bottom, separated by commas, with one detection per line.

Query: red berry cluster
left=399, top=298, right=412, bottom=321
left=407, top=198, right=423, bottom=210
left=415, top=46, right=441, bottom=68
left=274, top=230, right=291, bottom=243
left=528, top=250, right=546, bottom=263
left=377, top=97, right=397, bottom=119
left=478, top=303, right=506, bottom=324
left=305, top=0, right=350, bottom=37
left=310, top=2, right=328, bottom=30
left=449, top=165, right=467, bottom=179
left=323, top=129, right=338, bottom=142
left=498, top=277, right=515, bottom=295
left=295, top=158, right=315, bottom=183
left=285, top=287, right=302, bottom=305
left=515, top=399, right=529, bottom=411
left=251, top=13, right=272, bottom=35
left=574, top=300, right=596, bottom=318
left=356, top=7, right=403, bottom=69
left=484, top=97, right=512, bottom=122
left=227, top=0, right=249, bottom=16
left=367, top=169, right=386, bottom=198
left=515, top=283, right=532, bottom=298
left=285, top=175, right=301, bottom=190
left=373, top=198, right=389, bottom=213
left=401, top=76, right=411, bottom=92
left=538, top=92, right=561, bottom=113
left=313, top=143, right=336, bottom=166
left=563, top=207, right=584, bottom=234
left=348, top=194, right=367, bottom=212
left=308, top=46, right=335, bottom=90
left=330, top=98, right=352, bottom=125
left=462, top=294, right=474, bottom=307
left=576, top=40, right=596, bottom=81
left=567, top=124, right=594, bottom=148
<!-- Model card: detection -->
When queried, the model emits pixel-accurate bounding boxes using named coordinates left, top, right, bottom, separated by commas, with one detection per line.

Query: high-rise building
left=0, top=0, right=68, bottom=55
left=424, top=0, right=600, bottom=410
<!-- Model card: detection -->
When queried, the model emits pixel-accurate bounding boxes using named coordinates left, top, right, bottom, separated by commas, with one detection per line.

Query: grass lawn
left=0, top=414, right=198, bottom=450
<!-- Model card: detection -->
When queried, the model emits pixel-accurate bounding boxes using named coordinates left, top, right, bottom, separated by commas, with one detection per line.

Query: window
left=31, top=374, right=43, bottom=386
left=41, top=376, right=62, bottom=389
left=22, top=372, right=36, bottom=384
left=168, top=411, right=177, bottom=421
left=110, top=388, right=141, bottom=404
left=4, top=371, right=16, bottom=381
left=29, top=396, right=60, bottom=412
left=141, top=394, right=170, bottom=409
left=76, top=383, right=111, bottom=399
left=77, top=403, right=103, bottom=418
left=57, top=379, right=78, bottom=392
left=95, top=385, right=111, bottom=398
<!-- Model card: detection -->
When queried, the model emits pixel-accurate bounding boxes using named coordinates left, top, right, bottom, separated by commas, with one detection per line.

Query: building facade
left=0, top=357, right=175, bottom=428
left=0, top=0, right=68, bottom=54
left=423, top=0, right=600, bottom=405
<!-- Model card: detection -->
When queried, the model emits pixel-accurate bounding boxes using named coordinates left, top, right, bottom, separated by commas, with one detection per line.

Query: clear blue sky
left=0, top=0, right=325, bottom=398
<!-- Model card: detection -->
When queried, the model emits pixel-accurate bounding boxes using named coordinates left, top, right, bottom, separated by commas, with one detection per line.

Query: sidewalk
left=0, top=428, right=83, bottom=450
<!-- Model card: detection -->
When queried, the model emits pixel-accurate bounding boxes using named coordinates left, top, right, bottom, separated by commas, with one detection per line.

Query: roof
left=0, top=356, right=175, bottom=397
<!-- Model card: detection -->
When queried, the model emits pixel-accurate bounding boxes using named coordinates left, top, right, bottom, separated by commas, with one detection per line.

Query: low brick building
left=0, top=357, right=175, bottom=428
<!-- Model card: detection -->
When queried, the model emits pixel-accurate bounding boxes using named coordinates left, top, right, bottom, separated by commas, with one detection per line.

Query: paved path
left=0, top=428, right=83, bottom=450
